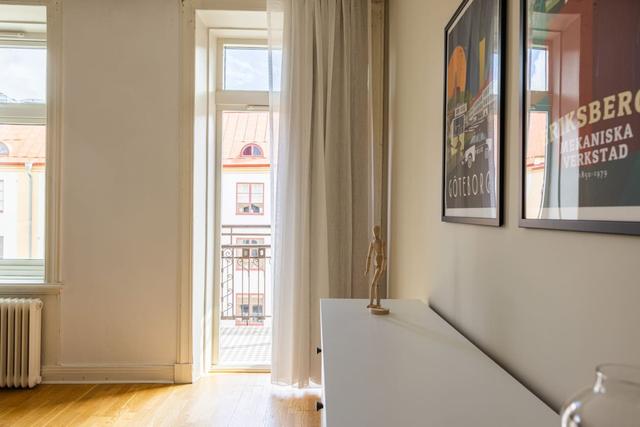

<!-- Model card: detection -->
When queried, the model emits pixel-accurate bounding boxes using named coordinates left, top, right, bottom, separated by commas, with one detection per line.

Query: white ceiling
left=0, top=4, right=46, bottom=22
left=196, top=9, right=268, bottom=30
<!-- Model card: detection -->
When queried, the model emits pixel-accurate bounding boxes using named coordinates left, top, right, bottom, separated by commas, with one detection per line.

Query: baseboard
left=41, top=364, right=175, bottom=384
left=173, top=363, right=193, bottom=384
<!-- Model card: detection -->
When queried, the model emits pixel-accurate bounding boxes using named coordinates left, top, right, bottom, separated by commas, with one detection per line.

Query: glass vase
left=561, top=364, right=640, bottom=427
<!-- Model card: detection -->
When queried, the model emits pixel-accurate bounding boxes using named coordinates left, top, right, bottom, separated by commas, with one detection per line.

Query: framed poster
left=521, top=0, right=640, bottom=235
left=442, top=0, right=505, bottom=226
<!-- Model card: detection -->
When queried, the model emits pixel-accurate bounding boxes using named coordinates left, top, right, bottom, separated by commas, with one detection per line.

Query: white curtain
left=268, top=0, right=372, bottom=386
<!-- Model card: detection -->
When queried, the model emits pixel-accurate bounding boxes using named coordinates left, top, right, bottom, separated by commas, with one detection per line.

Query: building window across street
left=235, top=237, right=265, bottom=271
left=236, top=182, right=264, bottom=215
left=240, top=144, right=264, bottom=158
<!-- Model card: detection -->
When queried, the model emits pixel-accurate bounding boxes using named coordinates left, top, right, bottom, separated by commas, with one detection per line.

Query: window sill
left=0, top=283, right=62, bottom=295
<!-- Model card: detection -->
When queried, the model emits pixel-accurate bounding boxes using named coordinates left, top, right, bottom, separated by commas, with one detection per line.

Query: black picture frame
left=519, top=0, right=640, bottom=236
left=442, top=0, right=506, bottom=227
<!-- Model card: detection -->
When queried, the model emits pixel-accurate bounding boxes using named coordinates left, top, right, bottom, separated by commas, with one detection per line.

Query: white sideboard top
left=320, top=299, right=559, bottom=427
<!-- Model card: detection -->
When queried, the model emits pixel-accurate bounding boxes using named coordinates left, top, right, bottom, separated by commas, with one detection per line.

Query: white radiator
left=0, top=298, right=42, bottom=388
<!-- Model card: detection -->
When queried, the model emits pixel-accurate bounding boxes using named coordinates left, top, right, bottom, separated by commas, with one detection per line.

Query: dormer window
left=240, top=144, right=263, bottom=158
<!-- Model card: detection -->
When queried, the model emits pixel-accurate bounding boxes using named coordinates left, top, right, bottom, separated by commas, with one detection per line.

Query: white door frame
left=177, top=0, right=268, bottom=383
left=210, top=32, right=269, bottom=369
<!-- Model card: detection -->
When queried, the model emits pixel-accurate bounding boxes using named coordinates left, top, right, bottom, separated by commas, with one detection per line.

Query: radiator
left=0, top=298, right=42, bottom=388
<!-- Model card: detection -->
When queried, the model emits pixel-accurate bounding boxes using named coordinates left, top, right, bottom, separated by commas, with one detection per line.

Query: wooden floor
left=0, top=373, right=321, bottom=427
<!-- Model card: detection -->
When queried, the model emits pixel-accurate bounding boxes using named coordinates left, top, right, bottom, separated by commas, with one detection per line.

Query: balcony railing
left=220, top=225, right=271, bottom=326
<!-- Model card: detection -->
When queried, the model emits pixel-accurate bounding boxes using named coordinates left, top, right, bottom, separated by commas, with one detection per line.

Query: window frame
left=526, top=42, right=552, bottom=169
left=0, top=0, right=62, bottom=290
left=523, top=35, right=556, bottom=221
left=215, top=38, right=270, bottom=108
left=222, top=44, right=271, bottom=92
left=0, top=179, right=4, bottom=213
left=235, top=182, right=264, bottom=216
left=239, top=143, right=264, bottom=158
left=234, top=293, right=265, bottom=322
left=0, top=43, right=47, bottom=125
left=234, top=237, right=265, bottom=271
left=528, top=45, right=549, bottom=93
left=235, top=237, right=265, bottom=257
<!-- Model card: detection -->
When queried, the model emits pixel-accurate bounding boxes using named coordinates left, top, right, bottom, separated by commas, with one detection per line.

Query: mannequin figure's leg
left=368, top=281, right=375, bottom=307
left=373, top=282, right=378, bottom=306
left=373, top=270, right=382, bottom=306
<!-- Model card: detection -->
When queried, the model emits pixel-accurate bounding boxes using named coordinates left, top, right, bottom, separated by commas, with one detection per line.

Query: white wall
left=388, top=0, right=640, bottom=410
left=0, top=0, right=275, bottom=382
left=58, top=0, right=180, bottom=367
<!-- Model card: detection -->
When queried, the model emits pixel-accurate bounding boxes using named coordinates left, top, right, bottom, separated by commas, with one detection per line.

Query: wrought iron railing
left=220, top=225, right=271, bottom=325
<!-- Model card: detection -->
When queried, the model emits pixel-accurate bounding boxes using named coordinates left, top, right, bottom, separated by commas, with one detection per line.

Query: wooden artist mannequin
left=365, top=225, right=389, bottom=315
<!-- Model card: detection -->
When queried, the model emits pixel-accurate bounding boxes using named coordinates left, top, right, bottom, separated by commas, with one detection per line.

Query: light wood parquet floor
left=0, top=373, right=321, bottom=427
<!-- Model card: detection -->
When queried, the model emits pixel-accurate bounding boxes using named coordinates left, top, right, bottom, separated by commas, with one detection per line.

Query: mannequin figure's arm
left=365, top=242, right=373, bottom=276
left=381, top=241, right=387, bottom=272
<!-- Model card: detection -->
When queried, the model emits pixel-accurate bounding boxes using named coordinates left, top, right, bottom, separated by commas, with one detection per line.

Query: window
left=234, top=294, right=265, bottom=325
left=240, top=144, right=263, bottom=158
left=525, top=43, right=552, bottom=219
left=252, top=304, right=263, bottom=320
left=217, top=38, right=273, bottom=338
left=223, top=46, right=281, bottom=91
left=527, top=111, right=550, bottom=167
left=0, top=47, right=46, bottom=104
left=240, top=304, right=250, bottom=317
left=235, top=237, right=265, bottom=271
left=0, top=4, right=48, bottom=283
left=236, top=238, right=264, bottom=258
left=529, top=46, right=548, bottom=92
left=236, top=183, right=264, bottom=215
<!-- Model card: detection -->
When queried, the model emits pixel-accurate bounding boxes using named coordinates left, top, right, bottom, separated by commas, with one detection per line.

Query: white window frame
left=0, top=40, right=46, bottom=124
left=214, top=36, right=270, bottom=227
left=235, top=182, right=265, bottom=216
left=0, top=179, right=4, bottom=213
left=211, top=35, right=271, bottom=367
left=0, top=0, right=62, bottom=292
left=528, top=45, right=549, bottom=92
left=215, top=37, right=270, bottom=108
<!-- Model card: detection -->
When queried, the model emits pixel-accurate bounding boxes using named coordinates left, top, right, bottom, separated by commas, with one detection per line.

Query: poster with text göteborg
left=443, top=0, right=505, bottom=226
left=521, top=0, right=640, bottom=235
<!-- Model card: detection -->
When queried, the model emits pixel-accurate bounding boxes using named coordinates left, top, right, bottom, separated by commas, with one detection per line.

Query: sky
left=530, top=48, right=548, bottom=92
left=224, top=47, right=281, bottom=92
left=2, top=45, right=279, bottom=100
left=0, top=47, right=46, bottom=102
left=1, top=42, right=538, bottom=99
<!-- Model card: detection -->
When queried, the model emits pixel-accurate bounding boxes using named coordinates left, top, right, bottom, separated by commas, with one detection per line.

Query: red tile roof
left=0, top=112, right=273, bottom=168
left=0, top=124, right=46, bottom=165
left=222, top=111, right=270, bottom=167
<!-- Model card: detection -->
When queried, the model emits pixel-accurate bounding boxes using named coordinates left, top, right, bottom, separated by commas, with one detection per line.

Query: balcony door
left=212, top=37, right=275, bottom=369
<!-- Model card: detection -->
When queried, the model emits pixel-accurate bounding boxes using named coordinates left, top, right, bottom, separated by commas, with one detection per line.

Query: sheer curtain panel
left=268, top=0, right=373, bottom=387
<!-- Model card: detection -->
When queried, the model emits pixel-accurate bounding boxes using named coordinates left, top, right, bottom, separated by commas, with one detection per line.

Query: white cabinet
left=319, top=299, right=559, bottom=427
